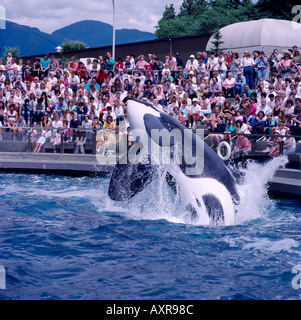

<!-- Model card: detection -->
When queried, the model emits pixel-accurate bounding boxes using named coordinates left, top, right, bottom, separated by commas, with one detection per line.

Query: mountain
left=52, top=20, right=156, bottom=47
left=0, top=21, right=63, bottom=57
left=0, top=20, right=155, bottom=58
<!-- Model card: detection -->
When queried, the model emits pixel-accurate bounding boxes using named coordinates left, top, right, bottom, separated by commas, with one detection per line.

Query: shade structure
left=206, top=19, right=301, bottom=56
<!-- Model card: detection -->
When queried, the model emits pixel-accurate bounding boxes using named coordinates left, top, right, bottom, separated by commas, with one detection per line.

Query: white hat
left=192, top=98, right=198, bottom=102
left=189, top=55, right=195, bottom=59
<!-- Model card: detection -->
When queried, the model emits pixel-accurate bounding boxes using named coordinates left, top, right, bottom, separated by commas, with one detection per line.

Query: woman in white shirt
left=113, top=100, right=124, bottom=126
left=242, top=52, right=255, bottom=89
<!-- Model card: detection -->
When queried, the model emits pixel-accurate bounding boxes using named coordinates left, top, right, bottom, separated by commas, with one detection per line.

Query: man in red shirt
left=77, top=62, right=86, bottom=81
left=96, top=64, right=107, bottom=86
left=114, top=57, right=124, bottom=73
left=67, top=57, right=78, bottom=74
left=24, top=71, right=34, bottom=83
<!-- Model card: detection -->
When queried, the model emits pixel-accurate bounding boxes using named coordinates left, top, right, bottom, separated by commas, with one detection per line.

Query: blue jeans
left=116, top=115, right=124, bottom=126
left=243, top=66, right=254, bottom=89
left=233, top=84, right=243, bottom=96
left=22, top=111, right=31, bottom=123
left=74, top=137, right=87, bottom=154
left=257, top=68, right=267, bottom=83
left=33, top=111, right=44, bottom=124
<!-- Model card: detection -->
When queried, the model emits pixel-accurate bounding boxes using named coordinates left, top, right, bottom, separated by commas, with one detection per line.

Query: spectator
left=40, top=54, right=51, bottom=78
left=176, top=53, right=184, bottom=70
left=283, top=129, right=296, bottom=155
left=279, top=53, right=293, bottom=80
left=67, top=56, right=78, bottom=74
left=50, top=55, right=60, bottom=77
left=188, top=98, right=202, bottom=129
left=166, top=52, right=177, bottom=73
left=231, top=131, right=252, bottom=159
left=255, top=51, right=268, bottom=84
left=209, top=77, right=222, bottom=95
left=68, top=71, right=80, bottom=94
left=242, top=51, right=255, bottom=89
left=222, top=72, right=236, bottom=97
left=252, top=111, right=266, bottom=135
left=185, top=55, right=198, bottom=72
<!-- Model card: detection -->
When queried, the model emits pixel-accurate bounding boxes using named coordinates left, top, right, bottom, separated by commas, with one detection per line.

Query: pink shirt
left=237, top=137, right=251, bottom=149
left=136, top=60, right=147, bottom=69
left=223, top=77, right=236, bottom=88
left=166, top=57, right=177, bottom=71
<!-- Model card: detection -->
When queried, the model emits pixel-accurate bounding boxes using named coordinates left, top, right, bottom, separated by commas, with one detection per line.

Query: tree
left=255, top=0, right=300, bottom=20
left=61, top=40, right=87, bottom=52
left=162, top=4, right=176, bottom=20
left=155, top=15, right=198, bottom=39
left=209, top=30, right=225, bottom=55
left=3, top=47, right=20, bottom=64
left=155, top=0, right=300, bottom=39
left=179, top=0, right=207, bottom=18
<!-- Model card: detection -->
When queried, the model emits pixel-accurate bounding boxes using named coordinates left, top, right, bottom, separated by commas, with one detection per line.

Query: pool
left=0, top=157, right=300, bottom=300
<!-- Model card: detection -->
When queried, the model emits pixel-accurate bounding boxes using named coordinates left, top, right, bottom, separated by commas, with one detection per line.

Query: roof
left=206, top=19, right=301, bottom=54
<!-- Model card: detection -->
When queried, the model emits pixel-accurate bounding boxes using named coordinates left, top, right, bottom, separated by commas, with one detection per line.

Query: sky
left=1, top=0, right=183, bottom=34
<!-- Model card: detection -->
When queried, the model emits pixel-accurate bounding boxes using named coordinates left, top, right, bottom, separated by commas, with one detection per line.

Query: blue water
left=0, top=158, right=301, bottom=300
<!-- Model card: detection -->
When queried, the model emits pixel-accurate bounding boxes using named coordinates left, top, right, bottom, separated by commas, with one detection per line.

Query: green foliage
left=156, top=16, right=199, bottom=39
left=162, top=4, right=176, bottom=20
left=255, top=0, right=300, bottom=20
left=61, top=40, right=87, bottom=52
left=3, top=46, right=20, bottom=64
left=209, top=30, right=225, bottom=55
left=155, top=0, right=299, bottom=39
left=178, top=0, right=207, bottom=18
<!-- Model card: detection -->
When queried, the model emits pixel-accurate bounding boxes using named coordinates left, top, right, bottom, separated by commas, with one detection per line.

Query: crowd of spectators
left=0, top=47, right=301, bottom=155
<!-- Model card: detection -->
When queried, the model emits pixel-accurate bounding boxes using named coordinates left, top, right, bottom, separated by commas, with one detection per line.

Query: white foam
left=234, top=156, right=288, bottom=225
left=111, top=157, right=289, bottom=227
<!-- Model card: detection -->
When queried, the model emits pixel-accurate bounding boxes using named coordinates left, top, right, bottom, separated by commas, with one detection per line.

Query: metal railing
left=0, top=125, right=124, bottom=155
left=0, top=124, right=300, bottom=158
left=204, top=131, right=301, bottom=157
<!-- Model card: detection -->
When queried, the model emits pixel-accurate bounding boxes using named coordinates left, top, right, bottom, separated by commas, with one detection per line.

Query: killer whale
left=108, top=98, right=239, bottom=225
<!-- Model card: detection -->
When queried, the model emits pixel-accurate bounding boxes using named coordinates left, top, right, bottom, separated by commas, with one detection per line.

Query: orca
left=108, top=98, right=239, bottom=226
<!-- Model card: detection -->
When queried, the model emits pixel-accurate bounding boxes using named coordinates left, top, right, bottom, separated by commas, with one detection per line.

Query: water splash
left=105, top=156, right=288, bottom=227
left=234, top=156, right=288, bottom=225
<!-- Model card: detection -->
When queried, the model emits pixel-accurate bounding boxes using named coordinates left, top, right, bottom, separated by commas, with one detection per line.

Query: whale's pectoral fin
left=108, top=153, right=156, bottom=201
left=202, top=194, right=225, bottom=225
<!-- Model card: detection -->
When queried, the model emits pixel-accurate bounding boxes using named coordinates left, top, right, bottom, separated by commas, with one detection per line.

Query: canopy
left=206, top=19, right=301, bottom=56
